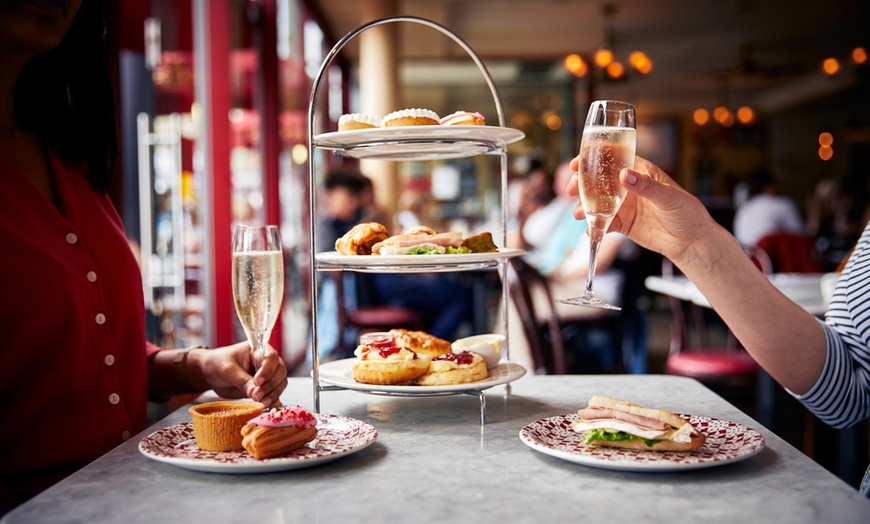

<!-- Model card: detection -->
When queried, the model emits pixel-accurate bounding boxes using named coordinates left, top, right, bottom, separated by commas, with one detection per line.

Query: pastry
left=462, top=232, right=498, bottom=253
left=390, top=328, right=452, bottom=358
left=338, top=113, right=381, bottom=131
left=440, top=111, right=485, bottom=126
left=413, top=350, right=489, bottom=386
left=382, top=108, right=440, bottom=127
left=241, top=405, right=319, bottom=459
left=352, top=344, right=431, bottom=385
left=188, top=401, right=265, bottom=451
left=335, top=222, right=390, bottom=255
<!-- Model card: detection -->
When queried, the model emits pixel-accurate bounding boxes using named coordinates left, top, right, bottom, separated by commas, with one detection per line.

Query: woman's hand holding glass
left=565, top=155, right=715, bottom=267
left=556, top=100, right=636, bottom=310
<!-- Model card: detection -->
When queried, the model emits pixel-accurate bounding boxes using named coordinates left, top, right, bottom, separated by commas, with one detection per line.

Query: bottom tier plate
left=316, top=359, right=526, bottom=394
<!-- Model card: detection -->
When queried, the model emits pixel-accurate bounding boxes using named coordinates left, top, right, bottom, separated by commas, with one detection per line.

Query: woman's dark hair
left=15, top=0, right=118, bottom=192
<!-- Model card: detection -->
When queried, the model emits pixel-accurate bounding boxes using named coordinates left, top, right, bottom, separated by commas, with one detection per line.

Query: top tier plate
left=313, top=125, right=525, bottom=160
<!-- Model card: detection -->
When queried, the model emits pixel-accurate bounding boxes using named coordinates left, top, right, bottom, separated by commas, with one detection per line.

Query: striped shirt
left=796, top=221, right=870, bottom=429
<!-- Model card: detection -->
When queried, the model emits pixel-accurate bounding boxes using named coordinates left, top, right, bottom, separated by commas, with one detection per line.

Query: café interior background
left=125, top=0, right=868, bottom=357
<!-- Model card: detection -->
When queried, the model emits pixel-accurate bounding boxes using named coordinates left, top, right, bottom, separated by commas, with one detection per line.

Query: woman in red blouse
left=0, top=1, right=288, bottom=513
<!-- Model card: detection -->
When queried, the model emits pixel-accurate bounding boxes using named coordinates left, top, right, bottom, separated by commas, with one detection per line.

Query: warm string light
left=564, top=3, right=653, bottom=81
left=822, top=46, right=867, bottom=76
left=818, top=132, right=834, bottom=161
left=692, top=105, right=754, bottom=127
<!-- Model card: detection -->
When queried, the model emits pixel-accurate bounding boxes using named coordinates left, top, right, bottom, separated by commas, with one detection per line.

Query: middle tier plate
left=316, top=359, right=526, bottom=395
left=316, top=248, right=524, bottom=273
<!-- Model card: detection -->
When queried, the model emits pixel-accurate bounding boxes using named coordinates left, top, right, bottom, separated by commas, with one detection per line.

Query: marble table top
left=4, top=374, right=867, bottom=523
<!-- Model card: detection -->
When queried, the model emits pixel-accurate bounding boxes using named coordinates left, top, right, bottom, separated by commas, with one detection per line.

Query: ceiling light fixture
left=564, top=3, right=652, bottom=81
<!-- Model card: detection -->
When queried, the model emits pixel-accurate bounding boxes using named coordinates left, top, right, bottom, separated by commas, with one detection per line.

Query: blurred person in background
left=0, top=0, right=286, bottom=514
left=732, top=168, right=805, bottom=248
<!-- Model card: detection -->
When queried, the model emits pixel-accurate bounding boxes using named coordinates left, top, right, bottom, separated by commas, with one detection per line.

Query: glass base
left=555, top=294, right=622, bottom=311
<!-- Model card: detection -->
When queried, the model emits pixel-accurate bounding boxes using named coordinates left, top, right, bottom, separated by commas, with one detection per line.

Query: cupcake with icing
left=382, top=108, right=440, bottom=127
left=440, top=111, right=485, bottom=126
left=338, top=113, right=382, bottom=131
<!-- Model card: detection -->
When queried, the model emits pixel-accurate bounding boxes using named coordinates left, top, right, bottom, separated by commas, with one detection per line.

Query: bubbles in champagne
left=232, top=251, right=284, bottom=336
left=578, top=126, right=636, bottom=220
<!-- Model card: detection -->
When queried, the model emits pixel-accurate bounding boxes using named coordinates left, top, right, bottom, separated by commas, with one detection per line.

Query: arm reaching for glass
left=148, top=342, right=288, bottom=408
left=565, top=155, right=828, bottom=395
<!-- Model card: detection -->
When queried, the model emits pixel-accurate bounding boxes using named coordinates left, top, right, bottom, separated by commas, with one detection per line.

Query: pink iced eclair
left=241, top=405, right=318, bottom=459
left=439, top=111, right=485, bottom=126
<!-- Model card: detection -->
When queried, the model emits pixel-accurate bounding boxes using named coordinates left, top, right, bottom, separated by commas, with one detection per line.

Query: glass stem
left=585, top=229, right=605, bottom=295
left=254, top=332, right=267, bottom=367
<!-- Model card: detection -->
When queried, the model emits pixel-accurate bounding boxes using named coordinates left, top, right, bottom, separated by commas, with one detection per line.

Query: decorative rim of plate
left=519, top=413, right=765, bottom=472
left=138, top=414, right=377, bottom=473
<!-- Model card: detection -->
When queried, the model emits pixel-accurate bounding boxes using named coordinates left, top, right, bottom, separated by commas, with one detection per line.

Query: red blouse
left=0, top=154, right=160, bottom=506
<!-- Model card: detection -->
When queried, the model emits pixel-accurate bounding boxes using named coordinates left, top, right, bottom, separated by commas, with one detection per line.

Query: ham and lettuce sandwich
left=571, top=395, right=706, bottom=451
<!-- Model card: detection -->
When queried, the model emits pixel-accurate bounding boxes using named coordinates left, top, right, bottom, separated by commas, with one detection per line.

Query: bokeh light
left=819, top=145, right=833, bottom=161
left=693, top=108, right=710, bottom=126
left=736, top=106, right=754, bottom=125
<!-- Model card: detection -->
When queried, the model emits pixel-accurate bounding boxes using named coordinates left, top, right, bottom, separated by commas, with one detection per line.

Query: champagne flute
left=232, top=225, right=284, bottom=370
left=556, top=100, right=636, bottom=310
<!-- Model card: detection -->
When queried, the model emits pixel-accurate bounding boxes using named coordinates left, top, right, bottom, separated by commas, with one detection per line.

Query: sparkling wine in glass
left=556, top=100, right=636, bottom=310
left=232, top=225, right=284, bottom=369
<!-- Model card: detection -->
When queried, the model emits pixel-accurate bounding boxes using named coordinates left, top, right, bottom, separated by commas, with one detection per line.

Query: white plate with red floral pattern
left=139, top=414, right=377, bottom=473
left=519, top=413, right=765, bottom=472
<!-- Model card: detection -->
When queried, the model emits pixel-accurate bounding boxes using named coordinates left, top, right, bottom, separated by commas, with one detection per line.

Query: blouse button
left=95, top=313, right=106, bottom=325
left=87, top=271, right=97, bottom=282
left=104, top=354, right=115, bottom=366
left=65, top=232, right=78, bottom=244
left=108, top=393, right=120, bottom=405
left=121, top=430, right=132, bottom=441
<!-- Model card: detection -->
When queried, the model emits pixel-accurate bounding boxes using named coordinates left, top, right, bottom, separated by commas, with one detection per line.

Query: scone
left=188, top=401, right=265, bottom=451
left=413, top=351, right=488, bottom=386
left=390, top=328, right=452, bottom=358
left=335, top=222, right=390, bottom=255
left=241, top=405, right=319, bottom=459
left=440, top=111, right=485, bottom=126
left=338, top=113, right=381, bottom=131
left=352, top=344, right=431, bottom=385
left=383, top=108, right=440, bottom=127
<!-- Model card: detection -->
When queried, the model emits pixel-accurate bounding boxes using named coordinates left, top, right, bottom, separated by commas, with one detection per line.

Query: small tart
left=440, top=111, right=485, bottom=126
left=383, top=108, right=440, bottom=127
left=352, top=345, right=431, bottom=385
left=338, top=113, right=381, bottom=131
left=188, top=401, right=265, bottom=451
left=413, top=351, right=488, bottom=386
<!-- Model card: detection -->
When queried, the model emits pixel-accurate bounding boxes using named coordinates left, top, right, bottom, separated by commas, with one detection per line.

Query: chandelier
left=564, top=3, right=653, bottom=81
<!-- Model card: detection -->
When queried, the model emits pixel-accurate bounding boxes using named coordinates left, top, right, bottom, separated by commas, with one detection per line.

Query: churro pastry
left=241, top=405, right=319, bottom=459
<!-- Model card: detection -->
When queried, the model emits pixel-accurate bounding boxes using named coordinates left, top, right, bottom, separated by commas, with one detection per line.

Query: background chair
left=507, top=257, right=567, bottom=374
left=333, top=272, right=420, bottom=358
left=755, top=231, right=822, bottom=273
left=660, top=258, right=758, bottom=407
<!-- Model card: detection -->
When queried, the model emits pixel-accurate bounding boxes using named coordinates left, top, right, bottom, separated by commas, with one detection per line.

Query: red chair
left=661, top=258, right=758, bottom=386
left=333, top=273, right=420, bottom=357
left=755, top=231, right=822, bottom=273
left=507, top=257, right=567, bottom=374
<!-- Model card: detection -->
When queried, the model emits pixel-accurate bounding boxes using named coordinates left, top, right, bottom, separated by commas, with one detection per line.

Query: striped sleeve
left=794, top=221, right=870, bottom=429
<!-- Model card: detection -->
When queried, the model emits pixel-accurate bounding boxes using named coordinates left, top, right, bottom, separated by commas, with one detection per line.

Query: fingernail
left=626, top=170, right=638, bottom=185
